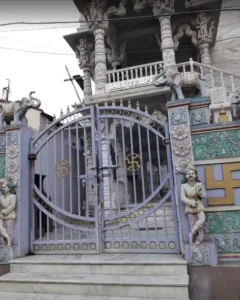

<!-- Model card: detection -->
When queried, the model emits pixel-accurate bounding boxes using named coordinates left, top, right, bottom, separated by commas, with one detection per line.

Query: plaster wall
left=26, top=109, right=41, bottom=131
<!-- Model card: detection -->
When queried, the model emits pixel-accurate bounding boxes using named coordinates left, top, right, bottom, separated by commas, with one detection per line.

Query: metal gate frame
left=30, top=104, right=180, bottom=254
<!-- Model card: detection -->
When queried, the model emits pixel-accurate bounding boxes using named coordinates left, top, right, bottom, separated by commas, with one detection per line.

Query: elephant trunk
left=152, top=70, right=166, bottom=87
left=29, top=91, right=41, bottom=108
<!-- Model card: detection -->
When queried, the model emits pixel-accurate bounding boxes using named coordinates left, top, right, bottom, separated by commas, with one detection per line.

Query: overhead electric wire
left=0, top=7, right=240, bottom=28
left=0, top=33, right=240, bottom=56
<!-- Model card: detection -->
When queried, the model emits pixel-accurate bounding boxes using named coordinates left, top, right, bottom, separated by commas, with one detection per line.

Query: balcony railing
left=106, top=61, right=163, bottom=92
left=105, top=58, right=240, bottom=95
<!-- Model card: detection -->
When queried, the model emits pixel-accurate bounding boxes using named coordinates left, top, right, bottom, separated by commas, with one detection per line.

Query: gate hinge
left=163, top=139, right=170, bottom=146
left=28, top=154, right=37, bottom=161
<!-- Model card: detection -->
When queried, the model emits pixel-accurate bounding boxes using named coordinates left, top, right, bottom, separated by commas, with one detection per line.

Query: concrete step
left=0, top=292, right=190, bottom=300
left=10, top=254, right=187, bottom=276
left=0, top=272, right=189, bottom=298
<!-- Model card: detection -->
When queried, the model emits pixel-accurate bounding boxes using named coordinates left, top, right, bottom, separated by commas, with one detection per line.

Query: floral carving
left=192, top=129, right=240, bottom=161
left=7, top=160, right=18, bottom=173
left=174, top=157, right=191, bottom=173
left=191, top=244, right=211, bottom=265
left=7, top=174, right=18, bottom=186
left=173, top=142, right=190, bottom=156
left=7, top=146, right=18, bottom=159
left=171, top=125, right=188, bottom=140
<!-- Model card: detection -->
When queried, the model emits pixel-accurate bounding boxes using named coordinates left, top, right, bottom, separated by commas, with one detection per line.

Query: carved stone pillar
left=94, top=28, right=107, bottom=94
left=199, top=42, right=211, bottom=65
left=83, top=66, right=92, bottom=97
left=76, top=38, right=93, bottom=101
left=150, top=0, right=176, bottom=67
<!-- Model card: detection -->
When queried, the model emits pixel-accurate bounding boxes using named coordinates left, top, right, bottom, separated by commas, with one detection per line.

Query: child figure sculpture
left=0, top=179, right=16, bottom=247
left=181, top=165, right=206, bottom=245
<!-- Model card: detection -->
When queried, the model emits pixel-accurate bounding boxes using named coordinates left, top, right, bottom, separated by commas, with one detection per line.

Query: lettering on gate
left=108, top=76, right=153, bottom=91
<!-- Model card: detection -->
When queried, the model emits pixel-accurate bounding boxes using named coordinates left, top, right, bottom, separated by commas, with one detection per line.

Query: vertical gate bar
left=113, top=118, right=120, bottom=214
left=39, top=209, right=42, bottom=241
left=163, top=203, right=168, bottom=237
left=153, top=210, right=159, bottom=239
left=60, top=129, right=65, bottom=240
left=47, top=216, right=49, bottom=241
left=156, top=136, right=162, bottom=185
left=165, top=124, right=180, bottom=252
left=96, top=107, right=104, bottom=253
left=137, top=123, right=146, bottom=203
left=147, top=129, right=154, bottom=193
left=106, top=118, right=113, bottom=216
left=53, top=135, right=57, bottom=240
left=83, top=118, right=89, bottom=219
left=68, top=124, right=73, bottom=240
left=129, top=121, right=137, bottom=205
left=76, top=122, right=81, bottom=218
left=68, top=125, right=73, bottom=214
left=120, top=119, right=129, bottom=210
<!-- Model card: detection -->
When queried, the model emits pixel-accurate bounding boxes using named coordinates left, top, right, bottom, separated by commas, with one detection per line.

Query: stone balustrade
left=106, top=61, right=164, bottom=93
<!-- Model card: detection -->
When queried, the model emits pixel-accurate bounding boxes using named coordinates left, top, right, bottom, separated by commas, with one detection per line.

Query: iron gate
left=30, top=104, right=179, bottom=254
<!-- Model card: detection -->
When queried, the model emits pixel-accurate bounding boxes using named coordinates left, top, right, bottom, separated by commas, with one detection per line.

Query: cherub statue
left=0, top=179, right=16, bottom=247
left=181, top=165, right=206, bottom=245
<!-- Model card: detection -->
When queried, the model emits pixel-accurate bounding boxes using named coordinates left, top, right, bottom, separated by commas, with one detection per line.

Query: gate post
left=167, top=100, right=194, bottom=253
left=0, top=126, right=33, bottom=263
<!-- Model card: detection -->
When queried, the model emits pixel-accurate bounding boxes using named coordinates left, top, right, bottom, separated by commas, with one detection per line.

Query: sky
left=0, top=0, right=83, bottom=117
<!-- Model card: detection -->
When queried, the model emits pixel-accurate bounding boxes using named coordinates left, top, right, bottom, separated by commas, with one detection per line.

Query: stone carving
left=6, top=131, right=19, bottom=185
left=214, top=235, right=240, bottom=253
left=169, top=108, right=188, bottom=125
left=228, top=87, right=240, bottom=117
left=181, top=165, right=206, bottom=245
left=173, top=24, right=198, bottom=50
left=191, top=244, right=211, bottom=265
left=190, top=107, right=209, bottom=125
left=153, top=69, right=208, bottom=101
left=196, top=12, right=215, bottom=44
left=0, top=92, right=41, bottom=130
left=0, top=179, right=16, bottom=247
left=192, top=129, right=240, bottom=161
left=0, top=247, right=11, bottom=263
left=76, top=38, right=89, bottom=69
left=168, top=105, right=193, bottom=173
left=204, top=211, right=240, bottom=234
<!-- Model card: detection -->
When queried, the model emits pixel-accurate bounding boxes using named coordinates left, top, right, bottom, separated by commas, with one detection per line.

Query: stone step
left=0, top=273, right=189, bottom=298
left=10, top=254, right=187, bottom=276
left=0, top=292, right=190, bottom=300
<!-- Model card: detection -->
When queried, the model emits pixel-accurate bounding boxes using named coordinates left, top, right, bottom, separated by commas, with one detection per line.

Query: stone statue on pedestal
left=0, top=179, right=16, bottom=247
left=181, top=165, right=206, bottom=245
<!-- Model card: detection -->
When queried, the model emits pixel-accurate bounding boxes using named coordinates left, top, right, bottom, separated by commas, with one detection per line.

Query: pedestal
left=185, top=242, right=218, bottom=266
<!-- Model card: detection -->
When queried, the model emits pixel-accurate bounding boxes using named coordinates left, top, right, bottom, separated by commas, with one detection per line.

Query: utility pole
left=64, top=66, right=82, bottom=103
left=2, top=79, right=10, bottom=103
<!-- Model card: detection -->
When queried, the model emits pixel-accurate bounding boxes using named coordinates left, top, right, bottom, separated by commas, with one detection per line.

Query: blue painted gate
left=30, top=104, right=180, bottom=254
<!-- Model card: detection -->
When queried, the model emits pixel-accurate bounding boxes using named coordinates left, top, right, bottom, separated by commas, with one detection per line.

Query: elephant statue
left=0, top=91, right=41, bottom=130
left=153, top=69, right=208, bottom=101
left=228, top=87, right=240, bottom=117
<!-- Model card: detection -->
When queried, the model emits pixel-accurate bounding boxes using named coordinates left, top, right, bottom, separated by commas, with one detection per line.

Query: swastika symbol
left=125, top=154, right=141, bottom=172
left=55, top=160, right=71, bottom=177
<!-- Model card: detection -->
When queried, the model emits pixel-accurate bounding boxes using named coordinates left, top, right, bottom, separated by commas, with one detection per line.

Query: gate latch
left=163, top=139, right=170, bottom=146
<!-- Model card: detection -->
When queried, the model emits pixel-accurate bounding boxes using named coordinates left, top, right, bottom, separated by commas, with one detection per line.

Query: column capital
left=149, top=0, right=175, bottom=16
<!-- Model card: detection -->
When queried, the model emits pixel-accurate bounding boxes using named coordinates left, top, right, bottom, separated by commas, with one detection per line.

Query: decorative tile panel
left=204, top=211, right=240, bottom=234
left=189, top=107, right=209, bottom=125
left=169, top=107, right=188, bottom=126
left=0, top=135, right=6, bottom=152
left=0, top=156, right=6, bottom=179
left=192, top=129, right=240, bottom=161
